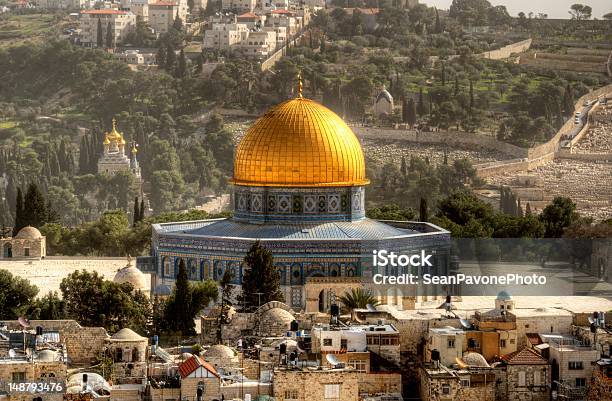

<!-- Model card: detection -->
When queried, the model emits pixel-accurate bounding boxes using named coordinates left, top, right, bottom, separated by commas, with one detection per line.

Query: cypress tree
left=443, top=148, right=448, bottom=165
left=79, top=136, right=89, bottom=174
left=176, top=49, right=187, bottom=78
left=13, top=188, right=24, bottom=236
left=525, top=202, right=532, bottom=215
left=165, top=259, right=192, bottom=334
left=417, top=87, right=426, bottom=116
left=441, top=62, right=446, bottom=86
left=96, top=18, right=103, bottom=48
left=139, top=198, right=145, bottom=222
left=419, top=198, right=429, bottom=222
left=406, top=98, right=417, bottom=127
left=133, top=197, right=140, bottom=226
left=156, top=45, right=167, bottom=67
left=165, top=44, right=176, bottom=71
left=105, top=21, right=113, bottom=48
left=22, top=183, right=48, bottom=228
left=469, top=80, right=474, bottom=112
left=400, top=156, right=407, bottom=178
left=435, top=8, right=442, bottom=33
left=239, top=241, right=284, bottom=312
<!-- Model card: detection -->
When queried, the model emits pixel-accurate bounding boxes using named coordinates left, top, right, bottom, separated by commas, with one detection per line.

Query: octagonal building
left=144, top=84, right=451, bottom=312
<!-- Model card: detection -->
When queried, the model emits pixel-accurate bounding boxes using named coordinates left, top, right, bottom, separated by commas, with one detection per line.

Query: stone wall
left=358, top=372, right=402, bottom=395
left=273, top=369, right=360, bottom=401
left=480, top=39, right=532, bottom=60
left=505, top=365, right=551, bottom=401
left=0, top=360, right=66, bottom=401
left=62, top=326, right=110, bottom=364
left=181, top=376, right=221, bottom=401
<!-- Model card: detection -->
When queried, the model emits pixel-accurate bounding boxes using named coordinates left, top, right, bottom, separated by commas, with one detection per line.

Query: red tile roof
left=526, top=333, right=542, bottom=346
left=81, top=9, right=129, bottom=14
left=150, top=1, right=177, bottom=6
left=178, top=355, right=219, bottom=379
left=238, top=12, right=259, bottom=18
left=501, top=348, right=548, bottom=365
left=271, top=9, right=294, bottom=15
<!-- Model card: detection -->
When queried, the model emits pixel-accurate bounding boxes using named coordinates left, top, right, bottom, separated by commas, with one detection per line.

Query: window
left=518, top=371, right=526, bottom=386
left=324, top=384, right=340, bottom=399
left=575, top=378, right=586, bottom=387
left=284, top=389, right=298, bottom=400
left=500, top=339, right=507, bottom=348
left=348, top=360, right=367, bottom=372
left=340, top=339, right=347, bottom=349
left=447, top=339, right=455, bottom=348
left=569, top=361, right=584, bottom=370
left=24, top=247, right=30, bottom=257
left=12, top=372, right=26, bottom=382
left=533, top=371, right=541, bottom=386
left=460, top=378, right=470, bottom=388
left=442, top=384, right=450, bottom=395
left=323, top=338, right=332, bottom=347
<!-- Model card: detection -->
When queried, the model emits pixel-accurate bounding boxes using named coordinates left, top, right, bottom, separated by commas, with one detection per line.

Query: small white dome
left=114, top=264, right=148, bottom=294
left=16, top=226, right=42, bottom=239
left=205, top=344, right=235, bottom=360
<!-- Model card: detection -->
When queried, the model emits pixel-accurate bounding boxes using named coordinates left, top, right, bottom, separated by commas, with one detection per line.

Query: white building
left=202, top=22, right=248, bottom=50
left=114, top=49, right=157, bottom=66
left=426, top=327, right=466, bottom=368
left=120, top=0, right=150, bottom=18
left=220, top=0, right=255, bottom=13
left=35, top=0, right=86, bottom=9
left=79, top=9, right=136, bottom=47
left=149, top=1, right=186, bottom=35
left=239, top=29, right=276, bottom=58
left=263, top=25, right=285, bottom=49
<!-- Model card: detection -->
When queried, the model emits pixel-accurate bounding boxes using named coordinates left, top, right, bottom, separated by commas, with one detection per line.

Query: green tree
left=29, top=291, right=66, bottom=320
left=404, top=98, right=417, bottom=127
left=417, top=87, right=427, bottom=116
left=540, top=197, right=580, bottom=238
left=338, top=288, right=379, bottom=314
left=176, top=49, right=187, bottom=78
left=217, top=269, right=235, bottom=343
left=133, top=197, right=140, bottom=227
left=22, top=183, right=51, bottom=229
left=0, top=269, right=38, bottom=319
left=163, top=259, right=218, bottom=335
left=569, top=3, right=592, bottom=20
left=239, top=241, right=284, bottom=312
left=13, top=187, right=24, bottom=236
left=419, top=197, right=429, bottom=221
left=96, top=18, right=103, bottom=48
left=105, top=21, right=113, bottom=48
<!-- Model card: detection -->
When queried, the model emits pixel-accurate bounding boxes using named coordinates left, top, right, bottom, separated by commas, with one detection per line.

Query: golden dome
left=233, top=97, right=369, bottom=187
left=104, top=119, right=126, bottom=145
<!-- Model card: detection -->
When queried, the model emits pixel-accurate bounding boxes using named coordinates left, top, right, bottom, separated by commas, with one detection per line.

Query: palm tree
left=338, top=288, right=379, bottom=313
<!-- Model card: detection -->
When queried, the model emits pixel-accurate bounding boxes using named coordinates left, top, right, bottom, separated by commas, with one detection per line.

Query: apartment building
left=202, top=22, right=248, bottom=50
left=79, top=9, right=136, bottom=47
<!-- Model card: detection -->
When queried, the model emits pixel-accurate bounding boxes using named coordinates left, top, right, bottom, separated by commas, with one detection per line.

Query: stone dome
left=462, top=352, right=490, bottom=368
left=205, top=344, right=235, bottom=360
left=259, top=307, right=295, bottom=337
left=110, top=328, right=146, bottom=342
left=114, top=262, right=148, bottom=294
left=376, top=88, right=393, bottom=103
left=37, top=349, right=58, bottom=362
left=15, top=226, right=42, bottom=239
left=232, top=96, right=369, bottom=188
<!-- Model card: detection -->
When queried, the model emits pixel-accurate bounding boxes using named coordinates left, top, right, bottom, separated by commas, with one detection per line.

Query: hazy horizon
left=420, top=0, right=610, bottom=20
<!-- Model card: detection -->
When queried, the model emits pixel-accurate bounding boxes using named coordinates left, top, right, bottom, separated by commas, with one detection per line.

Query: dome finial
left=297, top=71, right=303, bottom=98
left=112, top=118, right=117, bottom=131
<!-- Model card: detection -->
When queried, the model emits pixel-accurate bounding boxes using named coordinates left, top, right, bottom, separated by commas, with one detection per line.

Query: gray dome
left=110, top=328, right=146, bottom=342
left=462, top=352, right=490, bottom=368
left=205, top=344, right=235, bottom=360
left=37, top=349, right=58, bottom=362
left=259, top=308, right=295, bottom=337
left=497, top=291, right=512, bottom=301
left=114, top=263, right=148, bottom=293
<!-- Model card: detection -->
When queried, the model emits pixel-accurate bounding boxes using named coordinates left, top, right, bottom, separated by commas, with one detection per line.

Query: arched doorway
left=3, top=243, right=12, bottom=258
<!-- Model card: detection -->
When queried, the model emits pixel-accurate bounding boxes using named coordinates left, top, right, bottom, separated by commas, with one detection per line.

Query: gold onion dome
left=105, top=119, right=126, bottom=145
left=233, top=80, right=368, bottom=187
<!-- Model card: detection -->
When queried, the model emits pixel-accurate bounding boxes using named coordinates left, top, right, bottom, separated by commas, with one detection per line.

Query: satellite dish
left=296, top=341, right=306, bottom=354
left=18, top=317, right=31, bottom=328
left=8, top=349, right=16, bottom=358
left=326, top=353, right=339, bottom=366
left=366, top=304, right=377, bottom=312
left=460, top=319, right=472, bottom=329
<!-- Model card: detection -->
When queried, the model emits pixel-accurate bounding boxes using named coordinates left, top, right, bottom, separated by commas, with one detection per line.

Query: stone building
left=148, top=1, right=185, bottom=35
left=178, top=355, right=222, bottom=401
left=426, top=327, right=465, bottom=367
left=98, top=119, right=141, bottom=179
left=79, top=9, right=136, bottom=47
left=203, top=344, right=238, bottom=370
left=419, top=360, right=496, bottom=401
left=0, top=226, right=46, bottom=259
left=104, top=328, right=148, bottom=382
left=145, top=80, right=450, bottom=310
left=496, top=347, right=550, bottom=401
left=0, top=357, right=67, bottom=401
left=273, top=368, right=360, bottom=401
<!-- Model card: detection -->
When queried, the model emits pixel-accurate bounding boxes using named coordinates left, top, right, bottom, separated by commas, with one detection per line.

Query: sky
left=420, top=0, right=611, bottom=20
